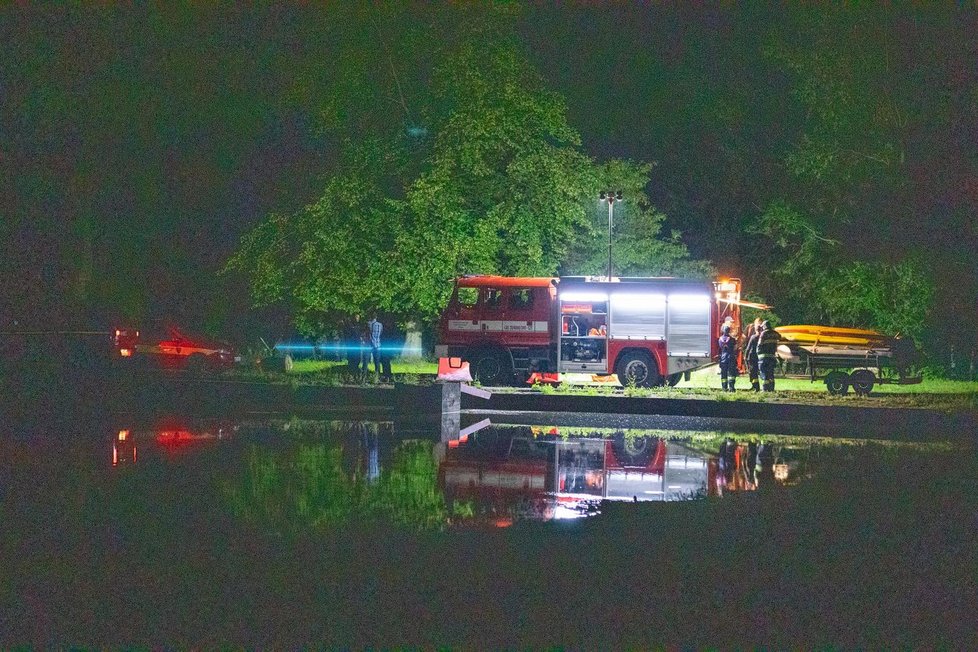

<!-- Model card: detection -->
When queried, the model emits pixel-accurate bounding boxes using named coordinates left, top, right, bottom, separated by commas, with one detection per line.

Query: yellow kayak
left=775, top=325, right=892, bottom=347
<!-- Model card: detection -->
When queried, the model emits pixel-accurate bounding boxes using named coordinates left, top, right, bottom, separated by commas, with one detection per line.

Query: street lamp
left=599, top=190, right=623, bottom=280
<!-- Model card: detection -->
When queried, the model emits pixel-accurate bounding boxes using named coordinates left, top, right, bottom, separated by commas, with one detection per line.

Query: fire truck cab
left=436, top=275, right=741, bottom=387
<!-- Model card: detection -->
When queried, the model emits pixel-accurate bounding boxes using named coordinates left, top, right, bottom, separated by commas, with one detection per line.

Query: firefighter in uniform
left=718, top=325, right=738, bottom=392
left=756, top=320, right=780, bottom=392
left=743, top=317, right=762, bottom=392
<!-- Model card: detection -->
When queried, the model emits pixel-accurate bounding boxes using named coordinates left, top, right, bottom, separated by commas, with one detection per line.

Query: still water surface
left=1, top=410, right=888, bottom=533
left=2, top=409, right=973, bottom=646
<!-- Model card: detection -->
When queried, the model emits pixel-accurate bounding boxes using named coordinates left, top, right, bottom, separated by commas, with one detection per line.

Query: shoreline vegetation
left=219, top=359, right=978, bottom=413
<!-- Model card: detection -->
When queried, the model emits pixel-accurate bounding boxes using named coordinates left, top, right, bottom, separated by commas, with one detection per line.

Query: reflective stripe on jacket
left=756, top=330, right=779, bottom=359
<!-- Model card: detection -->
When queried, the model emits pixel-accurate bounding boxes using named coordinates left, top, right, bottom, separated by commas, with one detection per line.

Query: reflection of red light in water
left=112, top=442, right=137, bottom=466
left=156, top=430, right=196, bottom=446
left=492, top=517, right=513, bottom=528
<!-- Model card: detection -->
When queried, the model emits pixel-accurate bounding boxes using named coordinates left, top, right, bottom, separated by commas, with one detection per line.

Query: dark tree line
left=527, top=4, right=977, bottom=355
left=2, top=4, right=975, bottom=367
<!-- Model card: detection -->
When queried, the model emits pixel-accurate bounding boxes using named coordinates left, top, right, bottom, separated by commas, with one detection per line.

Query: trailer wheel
left=615, top=351, right=660, bottom=388
left=824, top=371, right=849, bottom=396
left=850, top=369, right=876, bottom=396
left=470, top=349, right=512, bottom=386
left=667, top=373, right=682, bottom=387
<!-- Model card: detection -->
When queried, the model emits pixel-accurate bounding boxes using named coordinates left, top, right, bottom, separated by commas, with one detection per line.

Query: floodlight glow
left=553, top=504, right=591, bottom=520
left=716, top=281, right=738, bottom=293
left=611, top=292, right=665, bottom=308
left=560, top=291, right=608, bottom=303
left=667, top=294, right=711, bottom=310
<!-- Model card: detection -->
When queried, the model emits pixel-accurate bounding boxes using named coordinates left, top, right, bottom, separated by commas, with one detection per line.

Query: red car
left=113, top=324, right=239, bottom=372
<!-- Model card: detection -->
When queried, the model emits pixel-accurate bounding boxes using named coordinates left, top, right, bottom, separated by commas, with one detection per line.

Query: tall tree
left=226, top=15, right=704, bottom=333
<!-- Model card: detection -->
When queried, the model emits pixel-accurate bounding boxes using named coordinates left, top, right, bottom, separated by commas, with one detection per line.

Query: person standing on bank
left=718, top=324, right=739, bottom=391
left=344, top=314, right=365, bottom=373
left=756, top=320, right=780, bottom=392
left=367, top=314, right=383, bottom=376
left=743, top=317, right=762, bottom=392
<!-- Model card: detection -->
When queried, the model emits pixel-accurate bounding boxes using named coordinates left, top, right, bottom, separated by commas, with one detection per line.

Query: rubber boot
left=751, top=381, right=760, bottom=392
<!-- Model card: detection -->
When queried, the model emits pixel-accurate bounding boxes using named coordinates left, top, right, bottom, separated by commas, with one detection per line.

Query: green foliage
left=818, top=258, right=934, bottom=342
left=10, top=3, right=974, bottom=362
left=225, top=12, right=708, bottom=331
left=561, top=159, right=714, bottom=278
left=747, top=7, right=947, bottom=346
left=751, top=200, right=934, bottom=341
left=225, top=438, right=449, bottom=532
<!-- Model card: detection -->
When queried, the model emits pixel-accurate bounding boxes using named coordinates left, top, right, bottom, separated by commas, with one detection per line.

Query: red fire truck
left=434, top=275, right=744, bottom=386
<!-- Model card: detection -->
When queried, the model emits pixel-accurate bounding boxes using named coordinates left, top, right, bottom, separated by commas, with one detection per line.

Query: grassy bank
left=254, top=358, right=978, bottom=393
left=217, top=358, right=978, bottom=411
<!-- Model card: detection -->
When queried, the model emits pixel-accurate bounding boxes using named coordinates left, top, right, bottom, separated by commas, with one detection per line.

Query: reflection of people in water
left=717, top=438, right=737, bottom=490
left=740, top=442, right=756, bottom=490
left=747, top=441, right=758, bottom=475
left=716, top=439, right=767, bottom=493
left=732, top=443, right=743, bottom=489
left=361, top=426, right=380, bottom=483
left=754, top=441, right=774, bottom=487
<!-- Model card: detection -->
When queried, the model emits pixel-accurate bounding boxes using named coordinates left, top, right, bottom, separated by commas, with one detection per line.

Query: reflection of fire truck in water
left=435, top=275, right=746, bottom=386
left=439, top=430, right=711, bottom=523
left=110, top=421, right=237, bottom=467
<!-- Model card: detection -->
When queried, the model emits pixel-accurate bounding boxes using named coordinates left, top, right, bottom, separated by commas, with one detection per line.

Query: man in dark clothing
left=367, top=315, right=383, bottom=375
left=344, top=315, right=365, bottom=373
left=343, top=315, right=363, bottom=374
left=743, top=318, right=762, bottom=392
left=718, top=325, right=739, bottom=391
left=756, top=320, right=780, bottom=392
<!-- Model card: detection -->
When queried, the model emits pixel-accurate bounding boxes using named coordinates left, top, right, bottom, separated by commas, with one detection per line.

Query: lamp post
left=599, top=190, right=623, bottom=280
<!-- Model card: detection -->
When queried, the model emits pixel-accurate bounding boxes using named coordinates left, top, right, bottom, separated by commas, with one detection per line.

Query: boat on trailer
left=774, top=325, right=921, bottom=395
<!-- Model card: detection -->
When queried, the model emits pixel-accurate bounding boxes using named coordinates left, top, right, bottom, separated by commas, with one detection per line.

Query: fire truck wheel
left=850, top=369, right=875, bottom=396
left=824, top=371, right=849, bottom=396
left=614, top=351, right=660, bottom=388
left=470, top=349, right=512, bottom=386
left=612, top=434, right=655, bottom=466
